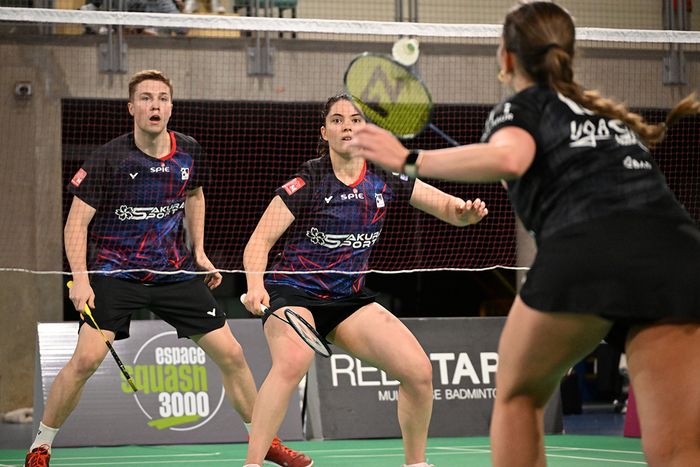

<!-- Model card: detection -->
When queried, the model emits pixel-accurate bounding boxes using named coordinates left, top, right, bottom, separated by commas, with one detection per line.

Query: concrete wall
left=0, top=27, right=698, bottom=412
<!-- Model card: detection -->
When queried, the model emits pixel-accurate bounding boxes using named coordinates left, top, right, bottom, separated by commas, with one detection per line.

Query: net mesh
left=1, top=7, right=699, bottom=279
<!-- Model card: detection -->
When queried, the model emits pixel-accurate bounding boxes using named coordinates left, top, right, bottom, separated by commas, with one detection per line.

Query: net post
left=662, top=0, right=688, bottom=85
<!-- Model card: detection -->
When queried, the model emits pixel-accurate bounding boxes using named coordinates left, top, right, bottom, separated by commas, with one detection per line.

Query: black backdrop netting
left=61, top=99, right=699, bottom=273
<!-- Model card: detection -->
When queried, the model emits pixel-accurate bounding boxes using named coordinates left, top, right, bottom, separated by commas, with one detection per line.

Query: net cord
left=2, top=7, right=700, bottom=43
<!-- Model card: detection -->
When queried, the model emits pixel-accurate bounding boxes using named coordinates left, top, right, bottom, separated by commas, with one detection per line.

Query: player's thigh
left=497, top=296, right=612, bottom=405
left=331, top=302, right=431, bottom=382
left=626, top=322, right=700, bottom=445
left=264, top=306, right=316, bottom=374
left=191, top=323, right=246, bottom=368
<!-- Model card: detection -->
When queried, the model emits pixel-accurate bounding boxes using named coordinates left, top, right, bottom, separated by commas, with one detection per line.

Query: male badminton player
left=25, top=70, right=312, bottom=467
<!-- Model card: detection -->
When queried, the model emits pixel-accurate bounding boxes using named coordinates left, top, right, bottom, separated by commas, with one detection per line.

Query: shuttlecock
left=392, top=37, right=420, bottom=66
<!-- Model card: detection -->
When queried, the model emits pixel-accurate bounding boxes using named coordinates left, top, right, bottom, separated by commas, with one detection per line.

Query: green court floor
left=0, top=435, right=645, bottom=467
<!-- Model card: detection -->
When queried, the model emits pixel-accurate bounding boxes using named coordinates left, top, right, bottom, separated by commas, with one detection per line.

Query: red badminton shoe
left=24, top=445, right=50, bottom=467
left=265, top=436, right=313, bottom=466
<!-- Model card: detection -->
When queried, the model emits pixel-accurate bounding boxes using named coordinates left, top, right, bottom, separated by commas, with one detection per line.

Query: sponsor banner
left=306, top=317, right=563, bottom=439
left=34, top=320, right=303, bottom=447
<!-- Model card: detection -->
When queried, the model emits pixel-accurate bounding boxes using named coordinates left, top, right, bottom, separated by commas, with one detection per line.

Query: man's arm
left=64, top=196, right=96, bottom=311
left=185, top=186, right=222, bottom=288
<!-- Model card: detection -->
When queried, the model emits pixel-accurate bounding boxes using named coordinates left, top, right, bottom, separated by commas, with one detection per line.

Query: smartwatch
left=402, top=149, right=421, bottom=178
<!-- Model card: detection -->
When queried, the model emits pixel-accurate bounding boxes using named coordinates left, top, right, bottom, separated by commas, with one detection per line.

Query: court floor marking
left=0, top=452, right=224, bottom=462
left=547, top=446, right=644, bottom=455
left=0, top=460, right=244, bottom=467
left=0, top=440, right=645, bottom=466
left=544, top=454, right=646, bottom=464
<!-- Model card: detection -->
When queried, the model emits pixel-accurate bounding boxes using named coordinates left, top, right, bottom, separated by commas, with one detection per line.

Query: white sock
left=242, top=464, right=261, bottom=467
left=404, top=463, right=432, bottom=467
left=243, top=422, right=252, bottom=434
left=30, top=422, right=59, bottom=453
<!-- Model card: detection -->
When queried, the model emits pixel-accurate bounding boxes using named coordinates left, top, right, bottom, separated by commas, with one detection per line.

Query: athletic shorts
left=265, top=283, right=377, bottom=338
left=520, top=212, right=700, bottom=350
left=84, top=276, right=226, bottom=340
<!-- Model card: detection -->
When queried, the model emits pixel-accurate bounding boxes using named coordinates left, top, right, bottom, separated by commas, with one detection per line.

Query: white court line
left=15, top=460, right=244, bottom=466
left=0, top=452, right=222, bottom=462
left=547, top=446, right=644, bottom=455
left=326, top=449, right=490, bottom=459
left=434, top=447, right=492, bottom=454
left=295, top=444, right=492, bottom=455
left=0, top=453, right=226, bottom=467
left=546, top=453, right=646, bottom=464
left=327, top=453, right=405, bottom=459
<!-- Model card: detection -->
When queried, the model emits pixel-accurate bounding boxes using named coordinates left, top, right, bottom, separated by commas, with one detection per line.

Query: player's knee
left=68, top=352, right=105, bottom=378
left=215, top=340, right=248, bottom=371
left=496, top=373, right=559, bottom=408
left=271, top=349, right=314, bottom=381
left=401, top=354, right=433, bottom=391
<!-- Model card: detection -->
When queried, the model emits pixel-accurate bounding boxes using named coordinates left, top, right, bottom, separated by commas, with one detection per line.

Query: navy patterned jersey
left=68, top=131, right=208, bottom=282
left=266, top=155, right=415, bottom=298
left=481, top=86, right=691, bottom=240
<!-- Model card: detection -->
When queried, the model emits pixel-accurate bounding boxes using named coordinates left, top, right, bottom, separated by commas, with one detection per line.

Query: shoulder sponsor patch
left=71, top=168, right=87, bottom=187
left=282, top=177, right=306, bottom=195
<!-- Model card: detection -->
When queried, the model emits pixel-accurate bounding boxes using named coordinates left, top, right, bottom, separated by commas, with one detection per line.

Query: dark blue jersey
left=481, top=86, right=693, bottom=240
left=266, top=155, right=415, bottom=298
left=68, top=131, right=208, bottom=283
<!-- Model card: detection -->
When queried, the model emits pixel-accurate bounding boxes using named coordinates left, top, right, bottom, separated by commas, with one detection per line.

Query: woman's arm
left=242, top=195, right=295, bottom=315
left=409, top=179, right=488, bottom=227
left=351, top=124, right=536, bottom=183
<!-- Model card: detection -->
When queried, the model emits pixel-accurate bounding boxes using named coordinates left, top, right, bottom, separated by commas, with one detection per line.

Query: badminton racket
left=344, top=52, right=460, bottom=146
left=240, top=294, right=332, bottom=358
left=66, top=281, right=138, bottom=392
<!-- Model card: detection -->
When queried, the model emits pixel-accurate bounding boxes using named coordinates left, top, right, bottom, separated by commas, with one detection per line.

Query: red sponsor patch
left=71, top=168, right=87, bottom=187
left=282, top=177, right=305, bottom=195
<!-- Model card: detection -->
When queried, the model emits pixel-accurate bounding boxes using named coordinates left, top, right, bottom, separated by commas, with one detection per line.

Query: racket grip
left=239, top=293, right=268, bottom=313
left=106, top=342, right=138, bottom=392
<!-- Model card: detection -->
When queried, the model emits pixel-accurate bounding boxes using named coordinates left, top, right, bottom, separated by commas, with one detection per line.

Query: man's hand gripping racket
left=66, top=281, right=138, bottom=392
left=240, top=294, right=332, bottom=358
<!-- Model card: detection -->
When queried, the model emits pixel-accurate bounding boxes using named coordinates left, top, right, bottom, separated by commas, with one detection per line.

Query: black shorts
left=85, top=276, right=226, bottom=340
left=520, top=212, right=700, bottom=350
left=265, top=283, right=377, bottom=338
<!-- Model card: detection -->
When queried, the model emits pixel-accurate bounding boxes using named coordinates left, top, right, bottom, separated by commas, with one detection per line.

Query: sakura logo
left=115, top=205, right=131, bottom=221
left=306, top=227, right=327, bottom=245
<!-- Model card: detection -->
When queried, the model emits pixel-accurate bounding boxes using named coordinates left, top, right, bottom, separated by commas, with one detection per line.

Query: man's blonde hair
left=128, top=70, right=173, bottom=101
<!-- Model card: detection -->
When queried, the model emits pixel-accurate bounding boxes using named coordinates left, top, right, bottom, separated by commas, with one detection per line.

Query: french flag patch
left=282, top=177, right=305, bottom=195
left=71, top=168, right=87, bottom=187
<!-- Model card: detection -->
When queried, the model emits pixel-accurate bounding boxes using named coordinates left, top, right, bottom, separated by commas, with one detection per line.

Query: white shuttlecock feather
left=392, top=37, right=420, bottom=66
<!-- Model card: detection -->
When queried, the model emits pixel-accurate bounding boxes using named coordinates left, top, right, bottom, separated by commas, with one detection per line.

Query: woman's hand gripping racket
left=344, top=53, right=460, bottom=146
left=66, top=281, right=138, bottom=392
left=240, top=294, right=332, bottom=358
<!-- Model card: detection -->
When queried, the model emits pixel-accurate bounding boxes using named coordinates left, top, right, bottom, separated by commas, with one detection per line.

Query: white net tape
left=2, top=7, right=700, bottom=43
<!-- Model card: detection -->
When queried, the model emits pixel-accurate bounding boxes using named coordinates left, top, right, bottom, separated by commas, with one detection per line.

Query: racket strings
left=284, top=310, right=332, bottom=357
left=345, top=54, right=432, bottom=139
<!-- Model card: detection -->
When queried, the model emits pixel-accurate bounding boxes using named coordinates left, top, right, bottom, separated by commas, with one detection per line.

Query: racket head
left=283, top=308, right=333, bottom=358
left=344, top=53, right=433, bottom=139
